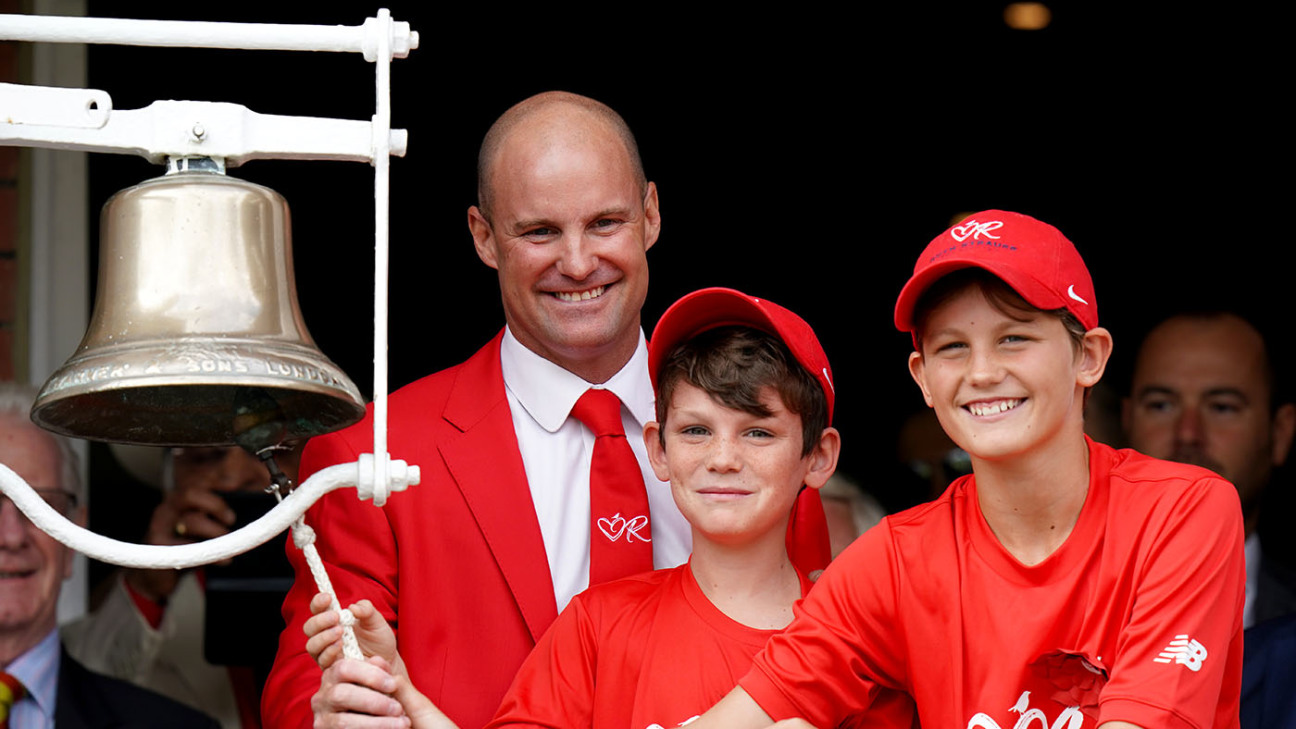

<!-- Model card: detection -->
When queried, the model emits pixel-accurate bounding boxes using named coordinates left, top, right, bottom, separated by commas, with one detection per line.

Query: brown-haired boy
left=302, top=288, right=913, bottom=728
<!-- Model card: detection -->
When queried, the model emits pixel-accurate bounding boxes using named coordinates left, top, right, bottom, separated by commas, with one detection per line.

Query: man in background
left=64, top=444, right=300, bottom=729
left=0, top=383, right=219, bottom=728
left=1124, top=311, right=1296, bottom=627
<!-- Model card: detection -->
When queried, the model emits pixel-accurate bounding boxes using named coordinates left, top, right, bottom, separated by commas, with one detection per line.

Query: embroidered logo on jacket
left=1153, top=634, right=1207, bottom=671
left=967, top=691, right=1084, bottom=729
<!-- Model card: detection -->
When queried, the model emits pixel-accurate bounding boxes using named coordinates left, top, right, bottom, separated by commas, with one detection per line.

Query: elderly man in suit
left=0, top=383, right=218, bottom=728
left=262, top=92, right=699, bottom=729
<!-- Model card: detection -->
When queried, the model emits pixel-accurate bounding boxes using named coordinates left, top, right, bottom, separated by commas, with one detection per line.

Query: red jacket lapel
left=438, top=332, right=558, bottom=642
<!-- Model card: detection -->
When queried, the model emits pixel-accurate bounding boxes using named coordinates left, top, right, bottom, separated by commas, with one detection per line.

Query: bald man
left=262, top=93, right=693, bottom=729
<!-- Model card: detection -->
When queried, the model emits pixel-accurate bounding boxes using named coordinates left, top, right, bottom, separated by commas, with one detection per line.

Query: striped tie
left=0, top=671, right=26, bottom=728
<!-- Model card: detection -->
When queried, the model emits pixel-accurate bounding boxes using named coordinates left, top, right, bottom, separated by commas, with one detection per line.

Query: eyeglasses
left=1, top=488, right=79, bottom=517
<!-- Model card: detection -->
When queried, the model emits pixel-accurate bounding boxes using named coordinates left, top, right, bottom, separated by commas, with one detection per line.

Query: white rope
left=291, top=521, right=363, bottom=661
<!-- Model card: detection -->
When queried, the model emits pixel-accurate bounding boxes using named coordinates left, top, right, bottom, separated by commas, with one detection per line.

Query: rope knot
left=292, top=522, right=316, bottom=549
left=338, top=608, right=356, bottom=629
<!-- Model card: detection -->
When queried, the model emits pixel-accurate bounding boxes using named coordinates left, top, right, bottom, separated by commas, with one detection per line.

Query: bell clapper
left=250, top=443, right=295, bottom=502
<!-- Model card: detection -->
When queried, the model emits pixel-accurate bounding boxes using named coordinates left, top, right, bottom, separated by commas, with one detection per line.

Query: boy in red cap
left=688, top=210, right=1245, bottom=729
left=301, top=288, right=913, bottom=728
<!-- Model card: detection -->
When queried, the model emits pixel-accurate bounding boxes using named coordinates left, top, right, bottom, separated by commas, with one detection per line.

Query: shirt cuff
left=1100, top=697, right=1200, bottom=729
left=739, top=664, right=811, bottom=723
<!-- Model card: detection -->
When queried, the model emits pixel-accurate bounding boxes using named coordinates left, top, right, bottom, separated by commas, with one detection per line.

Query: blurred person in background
left=1, top=383, right=219, bottom=728
left=63, top=443, right=300, bottom=729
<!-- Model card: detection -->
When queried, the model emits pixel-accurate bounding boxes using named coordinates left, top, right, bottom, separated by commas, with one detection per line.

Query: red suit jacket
left=263, top=332, right=561, bottom=729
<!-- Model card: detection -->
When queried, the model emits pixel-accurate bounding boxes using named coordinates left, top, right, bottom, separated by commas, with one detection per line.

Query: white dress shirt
left=500, top=327, right=692, bottom=611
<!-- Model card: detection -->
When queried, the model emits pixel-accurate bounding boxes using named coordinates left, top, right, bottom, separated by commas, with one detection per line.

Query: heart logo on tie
left=598, top=513, right=628, bottom=541
left=597, top=513, right=651, bottom=543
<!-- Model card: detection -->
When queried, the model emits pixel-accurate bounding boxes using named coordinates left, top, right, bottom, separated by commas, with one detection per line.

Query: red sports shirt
left=490, top=562, right=915, bottom=729
left=743, top=439, right=1244, bottom=729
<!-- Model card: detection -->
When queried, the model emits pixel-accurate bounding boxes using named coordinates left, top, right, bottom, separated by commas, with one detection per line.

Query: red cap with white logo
left=893, top=209, right=1098, bottom=335
left=649, top=287, right=835, bottom=423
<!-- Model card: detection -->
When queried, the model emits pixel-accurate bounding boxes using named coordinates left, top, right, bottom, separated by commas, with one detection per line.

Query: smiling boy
left=301, top=288, right=914, bottom=729
left=690, top=210, right=1245, bottom=729
left=486, top=288, right=849, bottom=727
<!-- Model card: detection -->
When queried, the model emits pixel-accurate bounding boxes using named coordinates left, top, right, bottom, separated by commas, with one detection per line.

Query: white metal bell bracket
left=0, top=11, right=419, bottom=658
left=0, top=459, right=417, bottom=569
left=0, top=90, right=411, bottom=166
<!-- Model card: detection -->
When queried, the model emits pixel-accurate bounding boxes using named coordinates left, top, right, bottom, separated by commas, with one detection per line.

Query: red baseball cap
left=648, top=287, right=835, bottom=423
left=893, top=210, right=1098, bottom=336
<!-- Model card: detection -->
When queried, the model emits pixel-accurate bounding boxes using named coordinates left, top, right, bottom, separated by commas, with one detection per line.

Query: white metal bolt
left=191, top=122, right=205, bottom=141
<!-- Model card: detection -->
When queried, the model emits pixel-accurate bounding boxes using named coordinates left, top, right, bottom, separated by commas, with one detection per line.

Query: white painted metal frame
left=0, top=10, right=418, bottom=567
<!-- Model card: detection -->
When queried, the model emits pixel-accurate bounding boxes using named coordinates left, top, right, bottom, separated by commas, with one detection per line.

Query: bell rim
left=31, top=381, right=367, bottom=447
left=32, top=337, right=367, bottom=447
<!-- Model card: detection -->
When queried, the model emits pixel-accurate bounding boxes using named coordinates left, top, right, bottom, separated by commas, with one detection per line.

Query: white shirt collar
left=499, top=326, right=655, bottom=433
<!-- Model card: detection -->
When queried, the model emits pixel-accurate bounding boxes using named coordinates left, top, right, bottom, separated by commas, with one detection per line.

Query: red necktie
left=0, top=671, right=26, bottom=728
left=570, top=388, right=654, bottom=585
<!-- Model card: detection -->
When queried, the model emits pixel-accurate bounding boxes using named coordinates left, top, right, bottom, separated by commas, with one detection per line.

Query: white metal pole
left=370, top=9, right=393, bottom=507
left=0, top=13, right=417, bottom=57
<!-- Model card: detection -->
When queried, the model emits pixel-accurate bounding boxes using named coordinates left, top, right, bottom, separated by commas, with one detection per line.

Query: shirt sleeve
left=1098, top=476, right=1245, bottom=729
left=741, top=521, right=905, bottom=728
left=486, top=595, right=599, bottom=729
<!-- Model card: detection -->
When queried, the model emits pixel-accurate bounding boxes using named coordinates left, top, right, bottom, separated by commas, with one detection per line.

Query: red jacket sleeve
left=486, top=595, right=599, bottom=729
left=261, top=427, right=400, bottom=729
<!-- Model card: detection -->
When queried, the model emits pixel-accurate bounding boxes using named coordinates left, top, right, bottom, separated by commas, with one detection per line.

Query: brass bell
left=32, top=160, right=366, bottom=449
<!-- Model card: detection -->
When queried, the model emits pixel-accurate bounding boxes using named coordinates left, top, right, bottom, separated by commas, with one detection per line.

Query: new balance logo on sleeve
left=1153, top=634, right=1207, bottom=671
